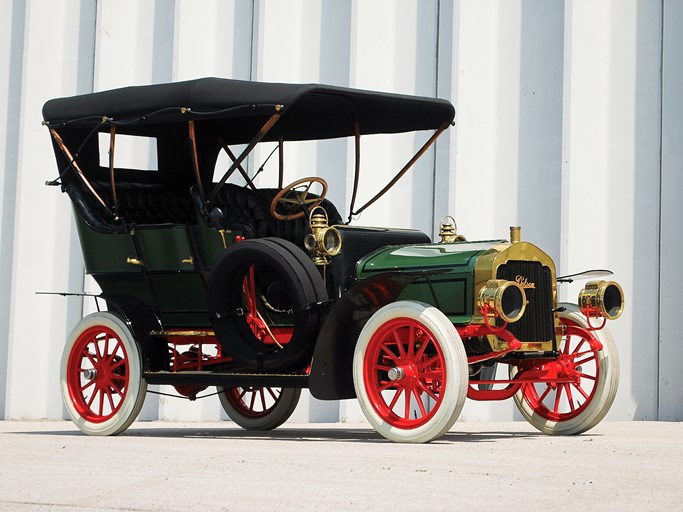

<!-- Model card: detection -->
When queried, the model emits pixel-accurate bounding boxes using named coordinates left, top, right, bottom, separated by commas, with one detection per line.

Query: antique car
left=42, top=78, right=624, bottom=443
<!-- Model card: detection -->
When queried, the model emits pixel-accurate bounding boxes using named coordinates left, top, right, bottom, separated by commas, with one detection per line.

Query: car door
left=134, top=225, right=207, bottom=325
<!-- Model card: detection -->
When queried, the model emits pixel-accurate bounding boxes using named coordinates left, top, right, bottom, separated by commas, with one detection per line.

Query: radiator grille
left=496, top=260, right=555, bottom=343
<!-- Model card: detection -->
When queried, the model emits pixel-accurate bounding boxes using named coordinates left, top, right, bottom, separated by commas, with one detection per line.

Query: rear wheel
left=353, top=301, right=468, bottom=443
left=510, top=304, right=619, bottom=435
left=60, top=312, right=147, bottom=436
left=218, top=386, right=301, bottom=430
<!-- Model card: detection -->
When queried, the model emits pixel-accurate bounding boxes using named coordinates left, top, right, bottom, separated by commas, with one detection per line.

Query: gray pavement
left=0, top=420, right=681, bottom=512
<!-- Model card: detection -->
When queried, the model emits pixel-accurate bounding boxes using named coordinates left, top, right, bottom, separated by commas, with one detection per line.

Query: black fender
left=103, top=295, right=165, bottom=371
left=308, top=272, right=428, bottom=400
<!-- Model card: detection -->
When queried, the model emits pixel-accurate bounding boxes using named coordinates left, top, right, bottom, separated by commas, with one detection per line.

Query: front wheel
left=353, top=301, right=468, bottom=443
left=510, top=304, right=619, bottom=435
left=218, top=386, right=301, bottom=431
left=60, top=312, right=147, bottom=436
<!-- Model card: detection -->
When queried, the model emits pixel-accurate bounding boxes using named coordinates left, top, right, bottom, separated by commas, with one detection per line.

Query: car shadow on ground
left=6, top=423, right=547, bottom=444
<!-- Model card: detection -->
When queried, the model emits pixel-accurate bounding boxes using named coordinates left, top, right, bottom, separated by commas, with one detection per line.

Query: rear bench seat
left=67, top=181, right=196, bottom=234
left=112, top=182, right=195, bottom=225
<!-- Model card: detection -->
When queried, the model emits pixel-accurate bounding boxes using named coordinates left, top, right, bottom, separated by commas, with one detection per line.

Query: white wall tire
left=353, top=301, right=468, bottom=443
left=218, top=386, right=301, bottom=431
left=60, top=312, right=147, bottom=436
left=510, top=303, right=620, bottom=435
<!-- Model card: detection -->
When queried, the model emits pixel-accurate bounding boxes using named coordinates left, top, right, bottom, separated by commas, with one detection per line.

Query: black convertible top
left=42, top=78, right=454, bottom=144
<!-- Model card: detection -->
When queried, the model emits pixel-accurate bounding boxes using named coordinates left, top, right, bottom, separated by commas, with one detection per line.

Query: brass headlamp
left=439, top=216, right=466, bottom=243
left=578, top=280, right=624, bottom=320
left=477, top=279, right=527, bottom=323
left=304, top=206, right=342, bottom=266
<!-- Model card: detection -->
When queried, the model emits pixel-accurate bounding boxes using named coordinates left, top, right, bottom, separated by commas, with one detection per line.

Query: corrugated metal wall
left=0, top=0, right=680, bottom=423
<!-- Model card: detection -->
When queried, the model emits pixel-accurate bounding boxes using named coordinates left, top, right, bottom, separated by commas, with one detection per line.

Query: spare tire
left=267, top=237, right=328, bottom=302
left=208, top=238, right=327, bottom=371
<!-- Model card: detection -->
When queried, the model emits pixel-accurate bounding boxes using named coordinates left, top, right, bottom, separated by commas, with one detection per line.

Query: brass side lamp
left=304, top=206, right=342, bottom=266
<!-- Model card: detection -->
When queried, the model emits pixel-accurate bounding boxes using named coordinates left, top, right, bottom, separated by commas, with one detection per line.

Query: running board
left=143, top=370, right=309, bottom=388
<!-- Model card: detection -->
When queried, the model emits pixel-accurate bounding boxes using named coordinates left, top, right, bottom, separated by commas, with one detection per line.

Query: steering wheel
left=269, top=177, right=328, bottom=221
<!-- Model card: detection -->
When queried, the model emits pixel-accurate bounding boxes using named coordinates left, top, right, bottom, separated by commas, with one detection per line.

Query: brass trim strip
left=150, top=330, right=216, bottom=337
left=144, top=370, right=308, bottom=378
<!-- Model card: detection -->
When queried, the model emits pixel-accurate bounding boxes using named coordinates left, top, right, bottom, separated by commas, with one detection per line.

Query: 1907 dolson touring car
left=42, top=78, right=624, bottom=443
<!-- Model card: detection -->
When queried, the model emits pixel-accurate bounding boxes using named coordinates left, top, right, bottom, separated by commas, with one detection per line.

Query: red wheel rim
left=66, top=325, right=130, bottom=423
left=519, top=324, right=600, bottom=422
left=224, top=387, right=283, bottom=418
left=363, top=318, right=446, bottom=429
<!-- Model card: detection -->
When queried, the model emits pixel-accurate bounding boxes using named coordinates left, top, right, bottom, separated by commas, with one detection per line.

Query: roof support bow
left=208, top=110, right=282, bottom=205
left=349, top=121, right=449, bottom=219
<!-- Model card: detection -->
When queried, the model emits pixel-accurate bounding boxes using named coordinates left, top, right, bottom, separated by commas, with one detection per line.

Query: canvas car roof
left=42, top=77, right=455, bottom=144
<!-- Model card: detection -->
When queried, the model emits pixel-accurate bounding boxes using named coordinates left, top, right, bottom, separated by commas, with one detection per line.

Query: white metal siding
left=1, top=0, right=680, bottom=423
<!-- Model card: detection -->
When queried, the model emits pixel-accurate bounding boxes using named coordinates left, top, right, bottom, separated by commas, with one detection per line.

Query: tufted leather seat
left=196, top=183, right=343, bottom=248
left=198, top=184, right=270, bottom=239
left=112, top=182, right=196, bottom=225
left=68, top=181, right=196, bottom=233
left=257, top=188, right=343, bottom=247
left=69, top=179, right=342, bottom=248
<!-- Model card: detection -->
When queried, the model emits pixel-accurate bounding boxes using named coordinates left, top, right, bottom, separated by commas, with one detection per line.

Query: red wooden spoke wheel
left=225, top=387, right=283, bottom=418
left=511, top=305, right=620, bottom=435
left=363, top=318, right=446, bottom=429
left=518, top=326, right=600, bottom=422
left=353, top=301, right=468, bottom=443
left=60, top=312, right=147, bottom=436
left=66, top=325, right=130, bottom=423
left=218, top=386, right=301, bottom=431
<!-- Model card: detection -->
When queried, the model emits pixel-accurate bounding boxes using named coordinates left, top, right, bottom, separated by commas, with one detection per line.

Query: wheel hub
left=387, top=367, right=405, bottom=381
left=556, top=357, right=582, bottom=384
left=388, top=362, right=420, bottom=382
left=82, top=368, right=97, bottom=380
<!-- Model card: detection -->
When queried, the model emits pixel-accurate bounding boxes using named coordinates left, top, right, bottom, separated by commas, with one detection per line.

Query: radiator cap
left=510, top=226, right=521, bottom=244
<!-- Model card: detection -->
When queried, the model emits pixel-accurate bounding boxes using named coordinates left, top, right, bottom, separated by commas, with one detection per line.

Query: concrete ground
left=0, top=420, right=681, bottom=512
